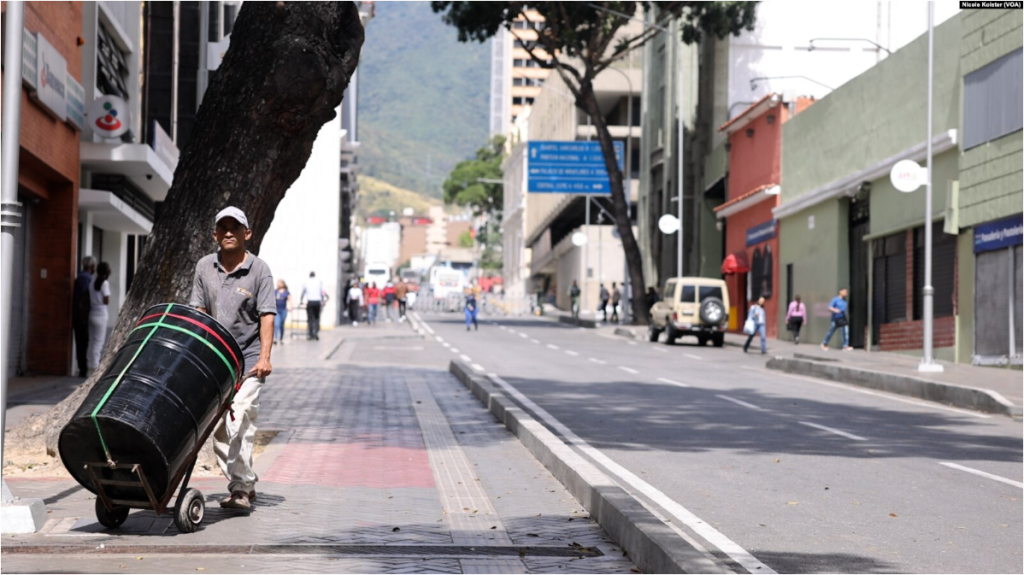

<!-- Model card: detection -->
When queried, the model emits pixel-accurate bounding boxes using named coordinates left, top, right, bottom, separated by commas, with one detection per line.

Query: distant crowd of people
left=341, top=277, right=412, bottom=327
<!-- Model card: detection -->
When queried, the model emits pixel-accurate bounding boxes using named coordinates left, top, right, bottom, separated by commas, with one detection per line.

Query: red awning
left=721, top=251, right=750, bottom=274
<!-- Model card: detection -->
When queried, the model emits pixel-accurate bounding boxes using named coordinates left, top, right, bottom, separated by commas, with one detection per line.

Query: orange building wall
left=723, top=200, right=780, bottom=337
left=2, top=1, right=83, bottom=375
left=725, top=102, right=786, bottom=200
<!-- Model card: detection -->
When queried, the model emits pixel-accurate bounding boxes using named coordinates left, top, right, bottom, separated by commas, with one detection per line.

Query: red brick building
left=2, top=1, right=84, bottom=376
left=715, top=94, right=813, bottom=337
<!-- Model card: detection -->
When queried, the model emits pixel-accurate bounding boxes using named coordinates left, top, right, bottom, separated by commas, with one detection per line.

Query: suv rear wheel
left=699, top=297, right=726, bottom=325
left=647, top=322, right=662, bottom=342
left=664, top=324, right=678, bottom=345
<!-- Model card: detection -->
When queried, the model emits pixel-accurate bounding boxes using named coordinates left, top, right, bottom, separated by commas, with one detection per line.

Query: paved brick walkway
left=2, top=324, right=635, bottom=573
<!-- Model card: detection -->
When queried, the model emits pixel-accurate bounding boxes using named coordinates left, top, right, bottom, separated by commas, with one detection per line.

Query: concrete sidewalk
left=2, top=319, right=635, bottom=573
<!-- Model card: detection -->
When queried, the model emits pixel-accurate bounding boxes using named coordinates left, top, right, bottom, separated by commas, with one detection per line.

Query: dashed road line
left=938, top=462, right=1024, bottom=489
left=460, top=354, right=472, bottom=363
left=653, top=347, right=667, bottom=353
left=547, top=344, right=559, bottom=350
left=618, top=366, right=639, bottom=375
left=716, top=395, right=766, bottom=412
left=442, top=342, right=451, bottom=348
left=435, top=336, right=445, bottom=343
left=798, top=421, right=867, bottom=441
left=451, top=348, right=460, bottom=353
left=487, top=374, right=776, bottom=574
left=519, top=333, right=528, bottom=339
left=683, top=353, right=702, bottom=360
left=530, top=339, right=541, bottom=344
left=657, top=377, right=690, bottom=388
left=565, top=350, right=579, bottom=356
left=472, top=363, right=486, bottom=373
left=588, top=358, right=607, bottom=365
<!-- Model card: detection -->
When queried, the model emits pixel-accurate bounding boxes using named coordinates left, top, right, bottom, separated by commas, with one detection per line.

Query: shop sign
left=88, top=95, right=130, bottom=139
left=974, top=216, right=1023, bottom=254
left=746, top=219, right=776, bottom=247
left=151, top=120, right=180, bottom=169
left=34, top=34, right=68, bottom=121
left=22, top=28, right=37, bottom=89
left=65, top=75, right=86, bottom=130
left=890, top=159, right=925, bottom=193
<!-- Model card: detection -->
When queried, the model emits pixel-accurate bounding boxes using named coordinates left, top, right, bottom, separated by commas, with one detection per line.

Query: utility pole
left=919, top=2, right=942, bottom=373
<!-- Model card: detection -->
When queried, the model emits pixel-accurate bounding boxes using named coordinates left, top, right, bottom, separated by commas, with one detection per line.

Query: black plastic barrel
left=59, top=303, right=242, bottom=503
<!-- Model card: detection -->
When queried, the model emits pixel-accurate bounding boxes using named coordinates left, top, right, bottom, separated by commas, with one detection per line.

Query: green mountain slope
left=358, top=2, right=489, bottom=198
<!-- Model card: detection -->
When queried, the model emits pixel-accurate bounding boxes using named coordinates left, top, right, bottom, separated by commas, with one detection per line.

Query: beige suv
left=648, top=277, right=729, bottom=347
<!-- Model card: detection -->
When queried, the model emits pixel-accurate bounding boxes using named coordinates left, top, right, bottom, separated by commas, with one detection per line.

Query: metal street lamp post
left=919, top=2, right=943, bottom=373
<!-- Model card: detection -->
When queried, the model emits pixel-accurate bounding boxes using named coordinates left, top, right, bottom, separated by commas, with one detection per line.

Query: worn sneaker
left=248, top=490, right=257, bottom=502
left=220, top=491, right=251, bottom=510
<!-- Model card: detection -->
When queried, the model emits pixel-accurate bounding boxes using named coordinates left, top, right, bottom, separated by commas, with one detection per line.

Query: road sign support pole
left=584, top=197, right=591, bottom=316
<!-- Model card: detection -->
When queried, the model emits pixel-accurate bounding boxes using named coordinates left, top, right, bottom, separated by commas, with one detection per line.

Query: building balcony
left=80, top=142, right=175, bottom=202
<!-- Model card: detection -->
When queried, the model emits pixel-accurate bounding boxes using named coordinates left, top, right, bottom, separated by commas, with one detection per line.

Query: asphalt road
left=413, top=311, right=1023, bottom=574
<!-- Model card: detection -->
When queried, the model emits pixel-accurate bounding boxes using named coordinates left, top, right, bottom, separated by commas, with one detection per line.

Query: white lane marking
left=460, top=354, right=472, bottom=362
left=547, top=344, right=559, bottom=350
left=627, top=341, right=638, bottom=346
left=487, top=374, right=776, bottom=574
left=472, top=363, right=486, bottom=373
left=435, top=336, right=444, bottom=343
left=531, top=339, right=541, bottom=345
left=683, top=353, right=702, bottom=360
left=565, top=350, right=579, bottom=356
left=519, top=333, right=529, bottom=339
left=419, top=318, right=435, bottom=334
left=442, top=342, right=451, bottom=348
left=657, top=377, right=690, bottom=388
left=588, top=358, right=607, bottom=365
left=450, top=348, right=460, bottom=353
left=740, top=365, right=991, bottom=419
left=799, top=421, right=867, bottom=441
left=618, top=366, right=639, bottom=375
left=939, top=462, right=1024, bottom=489
left=373, top=346, right=423, bottom=350
left=716, top=395, right=766, bottom=412
left=653, top=347, right=667, bottom=353
left=500, top=326, right=507, bottom=330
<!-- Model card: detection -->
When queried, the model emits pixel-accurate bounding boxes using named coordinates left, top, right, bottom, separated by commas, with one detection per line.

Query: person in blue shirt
left=743, top=297, right=767, bottom=354
left=274, top=279, right=291, bottom=344
left=821, top=288, right=853, bottom=351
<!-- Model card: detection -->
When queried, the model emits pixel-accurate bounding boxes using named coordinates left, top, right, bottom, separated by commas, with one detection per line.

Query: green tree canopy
left=442, top=135, right=505, bottom=217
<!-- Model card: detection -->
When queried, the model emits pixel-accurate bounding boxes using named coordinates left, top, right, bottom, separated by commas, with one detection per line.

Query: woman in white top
left=87, top=262, right=112, bottom=373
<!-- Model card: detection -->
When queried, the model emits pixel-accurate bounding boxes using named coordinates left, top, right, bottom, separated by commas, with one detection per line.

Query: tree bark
left=578, top=82, right=650, bottom=325
left=11, top=1, right=365, bottom=457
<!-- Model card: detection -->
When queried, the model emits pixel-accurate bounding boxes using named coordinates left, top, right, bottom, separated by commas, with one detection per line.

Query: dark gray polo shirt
left=189, top=251, right=276, bottom=375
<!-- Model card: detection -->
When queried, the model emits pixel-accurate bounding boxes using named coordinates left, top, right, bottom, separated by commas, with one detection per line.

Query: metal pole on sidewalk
left=676, top=29, right=685, bottom=278
left=2, top=0, right=26, bottom=471
left=919, top=2, right=942, bottom=373
left=584, top=196, right=591, bottom=316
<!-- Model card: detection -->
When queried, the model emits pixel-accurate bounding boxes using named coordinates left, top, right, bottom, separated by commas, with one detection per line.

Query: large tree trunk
left=11, top=1, right=365, bottom=457
left=579, top=82, right=650, bottom=325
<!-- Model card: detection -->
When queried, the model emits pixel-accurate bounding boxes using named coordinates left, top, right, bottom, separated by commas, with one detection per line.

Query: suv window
left=663, top=281, right=676, bottom=300
left=699, top=286, right=723, bottom=301
left=680, top=285, right=696, bottom=303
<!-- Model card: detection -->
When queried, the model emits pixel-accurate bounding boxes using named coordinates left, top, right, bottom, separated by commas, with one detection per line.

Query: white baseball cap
left=215, top=206, right=249, bottom=229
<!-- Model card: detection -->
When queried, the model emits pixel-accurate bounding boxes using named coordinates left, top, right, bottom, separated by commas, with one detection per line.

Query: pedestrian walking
left=598, top=283, right=610, bottom=322
left=568, top=280, right=581, bottom=319
left=366, top=282, right=381, bottom=324
left=274, top=280, right=291, bottom=344
left=300, top=271, right=327, bottom=340
left=785, top=295, right=807, bottom=344
left=73, top=256, right=96, bottom=377
left=610, top=282, right=621, bottom=323
left=395, top=278, right=409, bottom=321
left=189, top=207, right=276, bottom=511
left=347, top=281, right=364, bottom=325
left=465, top=289, right=479, bottom=331
left=383, top=281, right=397, bottom=321
left=743, top=297, right=768, bottom=354
left=86, top=262, right=112, bottom=374
left=821, top=288, right=853, bottom=351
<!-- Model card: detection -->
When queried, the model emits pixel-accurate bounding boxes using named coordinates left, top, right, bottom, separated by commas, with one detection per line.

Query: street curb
left=557, top=316, right=598, bottom=329
left=449, top=361, right=729, bottom=574
left=614, top=327, right=637, bottom=339
left=766, top=357, right=1022, bottom=417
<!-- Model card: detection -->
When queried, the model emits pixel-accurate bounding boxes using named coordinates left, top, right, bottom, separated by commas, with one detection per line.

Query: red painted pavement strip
left=262, top=442, right=435, bottom=489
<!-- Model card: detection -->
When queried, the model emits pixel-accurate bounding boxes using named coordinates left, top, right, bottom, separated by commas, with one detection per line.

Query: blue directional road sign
left=527, top=140, right=624, bottom=194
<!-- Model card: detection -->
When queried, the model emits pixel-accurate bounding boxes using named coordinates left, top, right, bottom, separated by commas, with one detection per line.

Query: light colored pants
left=87, top=313, right=108, bottom=370
left=213, top=376, right=263, bottom=494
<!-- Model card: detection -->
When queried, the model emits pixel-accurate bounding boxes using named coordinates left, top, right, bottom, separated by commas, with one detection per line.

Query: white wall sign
left=88, top=95, right=130, bottom=139
left=571, top=232, right=588, bottom=246
left=35, top=34, right=67, bottom=121
left=65, top=75, right=86, bottom=130
left=890, top=159, right=925, bottom=193
left=658, top=214, right=680, bottom=234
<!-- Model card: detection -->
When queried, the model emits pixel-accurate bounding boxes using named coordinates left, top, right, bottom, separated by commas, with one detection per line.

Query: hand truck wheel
left=173, top=488, right=205, bottom=533
left=95, top=497, right=130, bottom=529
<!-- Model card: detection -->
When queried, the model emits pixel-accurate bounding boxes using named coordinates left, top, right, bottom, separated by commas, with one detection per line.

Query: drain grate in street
left=2, top=544, right=603, bottom=558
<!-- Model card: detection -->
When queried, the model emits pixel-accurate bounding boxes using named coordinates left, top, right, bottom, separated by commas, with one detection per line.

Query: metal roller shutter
left=7, top=197, right=29, bottom=379
left=974, top=249, right=1010, bottom=361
